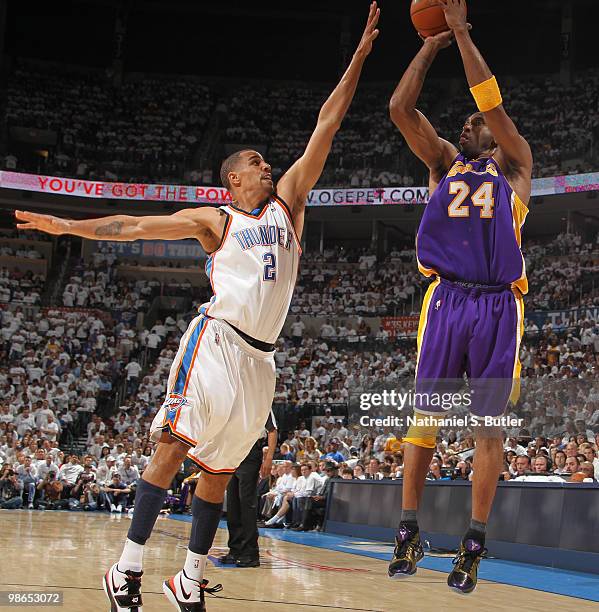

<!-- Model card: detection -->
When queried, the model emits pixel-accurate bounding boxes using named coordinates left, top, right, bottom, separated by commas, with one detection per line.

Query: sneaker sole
left=448, top=585, right=475, bottom=595
left=102, top=573, right=117, bottom=612
left=388, top=565, right=418, bottom=579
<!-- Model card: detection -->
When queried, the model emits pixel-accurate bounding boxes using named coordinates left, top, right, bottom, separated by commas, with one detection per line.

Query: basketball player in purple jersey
left=16, top=5, right=380, bottom=610
left=387, top=0, right=532, bottom=594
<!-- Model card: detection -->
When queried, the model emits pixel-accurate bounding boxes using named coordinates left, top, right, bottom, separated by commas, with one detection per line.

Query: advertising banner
left=2, top=170, right=598, bottom=206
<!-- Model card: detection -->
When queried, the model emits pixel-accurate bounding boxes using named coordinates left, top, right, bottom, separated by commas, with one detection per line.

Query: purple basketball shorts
left=415, top=277, right=524, bottom=418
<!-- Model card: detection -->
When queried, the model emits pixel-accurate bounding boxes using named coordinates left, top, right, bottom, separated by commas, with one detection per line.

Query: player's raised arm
left=277, top=1, right=380, bottom=236
left=389, top=31, right=458, bottom=181
left=441, top=0, right=532, bottom=178
left=15, top=207, right=226, bottom=248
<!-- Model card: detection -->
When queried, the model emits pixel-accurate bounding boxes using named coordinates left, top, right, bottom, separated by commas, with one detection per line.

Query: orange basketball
left=410, top=0, right=451, bottom=38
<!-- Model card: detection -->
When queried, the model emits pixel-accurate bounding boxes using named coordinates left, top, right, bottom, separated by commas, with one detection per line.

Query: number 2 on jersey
left=447, top=181, right=495, bottom=219
left=263, top=253, right=277, bottom=281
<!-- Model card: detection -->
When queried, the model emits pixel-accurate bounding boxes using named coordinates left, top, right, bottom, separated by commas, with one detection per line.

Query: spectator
left=0, top=467, right=23, bottom=509
left=101, top=473, right=131, bottom=513
left=35, top=470, right=67, bottom=510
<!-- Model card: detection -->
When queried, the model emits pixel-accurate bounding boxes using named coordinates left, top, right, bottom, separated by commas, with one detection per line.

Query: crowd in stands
left=5, top=61, right=214, bottom=184
left=252, top=413, right=599, bottom=531
left=218, top=82, right=430, bottom=188
left=0, top=269, right=45, bottom=305
left=525, top=233, right=599, bottom=310
left=290, top=248, right=425, bottom=317
left=62, top=264, right=155, bottom=313
left=1, top=226, right=598, bottom=529
left=0, top=301, right=197, bottom=511
left=4, top=61, right=598, bottom=187
left=63, top=247, right=209, bottom=313
left=289, top=233, right=599, bottom=318
left=0, top=232, right=48, bottom=306
left=435, top=69, right=599, bottom=180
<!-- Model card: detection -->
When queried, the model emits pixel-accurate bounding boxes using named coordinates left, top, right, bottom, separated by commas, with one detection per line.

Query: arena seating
left=5, top=61, right=214, bottom=184
left=436, top=69, right=599, bottom=179
left=290, top=234, right=599, bottom=316
left=4, top=61, right=598, bottom=186
left=1, top=223, right=598, bottom=517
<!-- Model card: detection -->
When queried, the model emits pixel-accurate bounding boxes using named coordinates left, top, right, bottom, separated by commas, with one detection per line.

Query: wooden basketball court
left=1, top=510, right=596, bottom=611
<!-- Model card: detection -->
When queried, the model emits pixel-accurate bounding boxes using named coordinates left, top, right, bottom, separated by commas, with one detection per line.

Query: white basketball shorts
left=150, top=315, right=276, bottom=474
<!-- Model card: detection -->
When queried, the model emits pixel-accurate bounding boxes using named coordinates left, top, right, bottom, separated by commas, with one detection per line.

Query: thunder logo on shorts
left=160, top=316, right=209, bottom=431
left=163, top=394, right=189, bottom=428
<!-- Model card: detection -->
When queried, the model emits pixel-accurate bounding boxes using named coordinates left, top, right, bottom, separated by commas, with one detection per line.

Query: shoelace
left=395, top=536, right=419, bottom=560
left=124, top=573, right=142, bottom=594
left=201, top=580, right=223, bottom=595
left=452, top=547, right=487, bottom=573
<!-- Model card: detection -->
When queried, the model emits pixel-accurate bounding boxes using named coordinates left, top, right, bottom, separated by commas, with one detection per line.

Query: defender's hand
left=355, top=1, right=380, bottom=58
left=15, top=210, right=71, bottom=235
left=437, top=0, right=469, bottom=32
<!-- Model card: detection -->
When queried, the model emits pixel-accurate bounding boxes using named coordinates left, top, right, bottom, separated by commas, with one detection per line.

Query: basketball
left=410, top=0, right=451, bottom=38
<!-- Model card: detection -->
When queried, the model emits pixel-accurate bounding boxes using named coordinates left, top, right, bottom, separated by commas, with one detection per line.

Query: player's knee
left=473, top=430, right=503, bottom=445
left=154, top=435, right=190, bottom=465
left=195, top=471, right=232, bottom=503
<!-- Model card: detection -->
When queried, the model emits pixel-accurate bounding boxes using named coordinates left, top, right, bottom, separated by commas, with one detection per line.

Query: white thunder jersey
left=199, top=195, right=301, bottom=344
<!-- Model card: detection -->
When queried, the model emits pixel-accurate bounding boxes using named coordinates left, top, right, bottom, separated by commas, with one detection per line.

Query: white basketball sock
left=118, top=538, right=144, bottom=572
left=183, top=548, right=207, bottom=582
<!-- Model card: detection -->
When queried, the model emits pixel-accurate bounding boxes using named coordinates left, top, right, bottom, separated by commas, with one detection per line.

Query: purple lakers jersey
left=416, top=154, right=528, bottom=294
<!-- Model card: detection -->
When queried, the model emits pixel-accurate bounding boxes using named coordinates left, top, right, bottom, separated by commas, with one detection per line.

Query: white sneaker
left=116, top=504, right=123, bottom=513
left=28, top=503, right=34, bottom=509
left=163, top=570, right=222, bottom=611
left=103, top=563, right=143, bottom=611
left=110, top=503, right=117, bottom=513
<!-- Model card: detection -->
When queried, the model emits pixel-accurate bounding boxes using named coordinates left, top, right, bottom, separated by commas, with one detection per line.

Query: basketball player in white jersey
left=16, top=4, right=380, bottom=610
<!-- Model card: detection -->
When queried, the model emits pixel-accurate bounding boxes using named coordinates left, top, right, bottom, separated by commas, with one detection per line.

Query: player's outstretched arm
left=277, top=1, right=380, bottom=237
left=441, top=0, right=532, bottom=175
left=15, top=208, right=223, bottom=243
left=389, top=31, right=458, bottom=180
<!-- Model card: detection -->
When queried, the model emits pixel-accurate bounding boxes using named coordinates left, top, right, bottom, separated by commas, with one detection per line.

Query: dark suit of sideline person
left=222, top=411, right=277, bottom=567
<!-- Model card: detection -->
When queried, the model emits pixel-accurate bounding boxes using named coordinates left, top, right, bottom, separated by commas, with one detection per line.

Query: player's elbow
left=316, top=112, right=342, bottom=135
left=389, top=97, right=413, bottom=126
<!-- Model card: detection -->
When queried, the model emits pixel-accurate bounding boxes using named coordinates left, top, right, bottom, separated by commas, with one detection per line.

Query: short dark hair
left=220, top=150, right=251, bottom=190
